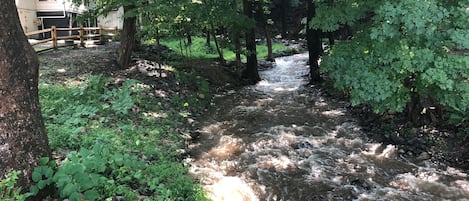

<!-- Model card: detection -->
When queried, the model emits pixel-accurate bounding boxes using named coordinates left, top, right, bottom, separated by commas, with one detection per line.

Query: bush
left=320, top=1, right=469, bottom=124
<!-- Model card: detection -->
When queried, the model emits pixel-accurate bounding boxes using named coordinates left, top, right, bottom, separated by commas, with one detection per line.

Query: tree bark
left=242, top=0, right=261, bottom=84
left=0, top=0, right=52, bottom=199
left=306, top=0, right=322, bottom=83
left=117, top=5, right=137, bottom=69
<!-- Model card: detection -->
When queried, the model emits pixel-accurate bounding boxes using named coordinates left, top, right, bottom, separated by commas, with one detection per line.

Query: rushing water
left=188, top=53, right=469, bottom=201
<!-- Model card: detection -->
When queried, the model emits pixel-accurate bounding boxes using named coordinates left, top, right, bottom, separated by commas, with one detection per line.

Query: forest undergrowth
left=2, top=42, right=214, bottom=201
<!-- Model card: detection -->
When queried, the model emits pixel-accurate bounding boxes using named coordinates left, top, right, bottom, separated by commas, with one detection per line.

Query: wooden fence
left=26, top=25, right=118, bottom=52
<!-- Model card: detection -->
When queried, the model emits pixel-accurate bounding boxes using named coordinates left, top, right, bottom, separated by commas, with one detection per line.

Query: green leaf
left=61, top=183, right=77, bottom=197
left=37, top=180, right=47, bottom=189
left=39, top=157, right=49, bottom=165
left=69, top=192, right=82, bottom=201
left=32, top=171, right=42, bottom=182
left=29, top=185, right=39, bottom=196
left=84, top=190, right=100, bottom=201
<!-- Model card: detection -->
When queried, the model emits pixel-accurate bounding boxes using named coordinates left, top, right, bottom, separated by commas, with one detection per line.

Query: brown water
left=188, top=53, right=469, bottom=201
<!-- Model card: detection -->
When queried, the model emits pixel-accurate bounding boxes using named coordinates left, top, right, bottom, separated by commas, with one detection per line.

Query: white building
left=16, top=0, right=122, bottom=36
left=15, top=0, right=39, bottom=33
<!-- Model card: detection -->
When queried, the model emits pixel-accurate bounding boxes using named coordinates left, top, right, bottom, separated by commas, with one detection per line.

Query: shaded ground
left=38, top=42, right=241, bottom=103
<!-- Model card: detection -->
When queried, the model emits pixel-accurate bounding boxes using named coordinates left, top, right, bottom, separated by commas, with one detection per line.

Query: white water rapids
left=188, top=53, right=469, bottom=201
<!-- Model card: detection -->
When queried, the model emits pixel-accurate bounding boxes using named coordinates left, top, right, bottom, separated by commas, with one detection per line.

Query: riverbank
left=320, top=79, right=469, bottom=170
left=35, top=42, right=211, bottom=200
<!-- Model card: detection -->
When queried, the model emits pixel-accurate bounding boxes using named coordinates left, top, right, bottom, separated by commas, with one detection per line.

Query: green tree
left=0, top=1, right=52, bottom=199
left=313, top=0, right=469, bottom=124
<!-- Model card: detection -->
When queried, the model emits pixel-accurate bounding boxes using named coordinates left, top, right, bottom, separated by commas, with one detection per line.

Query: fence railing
left=26, top=25, right=118, bottom=52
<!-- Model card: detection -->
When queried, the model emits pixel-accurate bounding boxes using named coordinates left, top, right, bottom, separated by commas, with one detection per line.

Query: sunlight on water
left=205, top=177, right=259, bottom=201
left=255, top=53, right=309, bottom=93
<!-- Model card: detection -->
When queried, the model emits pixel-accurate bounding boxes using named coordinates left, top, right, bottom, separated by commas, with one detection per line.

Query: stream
left=188, top=53, right=469, bottom=201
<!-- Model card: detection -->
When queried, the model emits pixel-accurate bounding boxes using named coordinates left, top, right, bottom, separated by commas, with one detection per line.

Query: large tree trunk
left=306, top=0, right=322, bottom=83
left=117, top=5, right=137, bottom=69
left=0, top=1, right=52, bottom=199
left=242, top=0, right=261, bottom=84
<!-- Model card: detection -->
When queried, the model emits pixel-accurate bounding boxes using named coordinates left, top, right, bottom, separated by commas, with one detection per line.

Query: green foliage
left=40, top=76, right=142, bottom=149
left=311, top=0, right=379, bottom=32
left=0, top=171, right=29, bottom=201
left=319, top=0, right=469, bottom=121
left=37, top=75, right=209, bottom=200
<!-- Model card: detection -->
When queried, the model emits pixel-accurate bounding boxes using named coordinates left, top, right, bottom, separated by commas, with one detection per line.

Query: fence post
left=98, top=25, right=103, bottom=43
left=51, top=25, right=57, bottom=48
left=114, top=26, right=118, bottom=41
left=79, top=25, right=85, bottom=47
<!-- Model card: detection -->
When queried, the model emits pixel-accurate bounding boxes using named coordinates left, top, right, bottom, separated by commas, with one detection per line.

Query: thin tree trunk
left=186, top=31, right=192, bottom=45
left=0, top=1, right=52, bottom=199
left=256, top=1, right=273, bottom=61
left=265, top=28, right=273, bottom=61
left=117, top=5, right=137, bottom=69
left=306, top=0, right=322, bottom=83
left=206, top=29, right=211, bottom=47
left=234, top=31, right=242, bottom=78
left=235, top=33, right=242, bottom=65
left=211, top=24, right=225, bottom=64
left=156, top=27, right=160, bottom=45
left=242, top=0, right=261, bottom=83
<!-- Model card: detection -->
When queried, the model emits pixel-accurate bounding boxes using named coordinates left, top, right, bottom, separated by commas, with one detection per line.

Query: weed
left=0, top=171, right=29, bottom=201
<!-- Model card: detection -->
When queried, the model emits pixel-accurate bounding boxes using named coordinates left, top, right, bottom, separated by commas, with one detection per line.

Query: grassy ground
left=158, top=37, right=291, bottom=61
